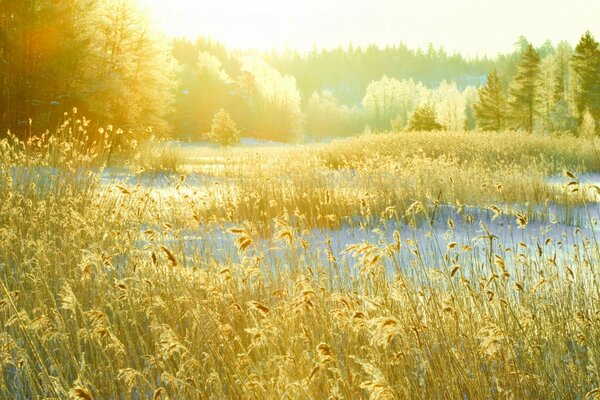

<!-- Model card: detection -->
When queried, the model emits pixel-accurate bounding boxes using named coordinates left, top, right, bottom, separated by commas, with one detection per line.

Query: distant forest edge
left=0, top=1, right=598, bottom=142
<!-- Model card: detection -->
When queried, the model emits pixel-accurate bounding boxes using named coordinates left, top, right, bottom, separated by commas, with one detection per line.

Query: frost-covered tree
left=306, top=91, right=365, bottom=137
left=362, top=76, right=397, bottom=130
left=82, top=0, right=176, bottom=134
left=362, top=76, right=429, bottom=131
left=0, top=0, right=100, bottom=132
left=241, top=57, right=303, bottom=142
left=192, top=52, right=232, bottom=131
left=433, top=81, right=466, bottom=131
left=0, top=0, right=175, bottom=137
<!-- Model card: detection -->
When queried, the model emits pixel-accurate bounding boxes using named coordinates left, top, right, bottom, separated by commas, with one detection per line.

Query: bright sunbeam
left=138, top=0, right=599, bottom=55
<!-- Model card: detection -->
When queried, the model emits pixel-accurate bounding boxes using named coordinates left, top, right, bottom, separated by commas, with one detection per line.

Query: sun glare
left=138, top=0, right=599, bottom=55
left=138, top=0, right=306, bottom=50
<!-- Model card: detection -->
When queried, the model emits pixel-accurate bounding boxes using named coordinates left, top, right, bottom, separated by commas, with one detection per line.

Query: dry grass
left=1, top=126, right=600, bottom=399
left=148, top=131, right=599, bottom=233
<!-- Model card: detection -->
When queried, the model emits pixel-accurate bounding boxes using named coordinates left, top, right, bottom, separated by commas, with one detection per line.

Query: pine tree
left=553, top=55, right=567, bottom=103
left=550, top=42, right=577, bottom=131
left=210, top=108, right=240, bottom=146
left=462, top=86, right=479, bottom=130
left=508, top=44, right=541, bottom=132
left=473, top=69, right=508, bottom=131
left=539, top=56, right=557, bottom=132
left=407, top=104, right=444, bottom=131
left=571, top=31, right=600, bottom=123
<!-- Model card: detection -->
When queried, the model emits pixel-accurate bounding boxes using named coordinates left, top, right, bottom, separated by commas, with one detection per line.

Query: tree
left=538, top=56, right=557, bottom=132
left=508, top=44, right=541, bottom=132
left=571, top=31, right=600, bottom=123
left=473, top=70, right=508, bottom=131
left=407, top=104, right=444, bottom=131
left=169, top=40, right=244, bottom=137
left=82, top=0, right=176, bottom=135
left=362, top=75, right=399, bottom=130
left=306, top=91, right=365, bottom=137
left=193, top=51, right=231, bottom=131
left=0, top=0, right=100, bottom=133
left=0, top=0, right=175, bottom=137
left=240, top=57, right=303, bottom=142
left=362, top=76, right=429, bottom=131
left=463, top=86, right=479, bottom=130
left=580, top=108, right=597, bottom=137
left=551, top=42, right=577, bottom=131
left=210, top=109, right=239, bottom=146
left=433, top=81, right=466, bottom=131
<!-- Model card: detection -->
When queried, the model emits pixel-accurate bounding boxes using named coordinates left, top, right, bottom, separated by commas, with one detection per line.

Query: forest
left=1, top=1, right=599, bottom=143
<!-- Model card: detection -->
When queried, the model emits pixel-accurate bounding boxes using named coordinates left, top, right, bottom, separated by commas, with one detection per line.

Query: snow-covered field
left=99, top=167, right=600, bottom=281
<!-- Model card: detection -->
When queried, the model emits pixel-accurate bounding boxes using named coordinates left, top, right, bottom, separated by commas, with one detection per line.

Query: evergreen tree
left=407, top=104, right=444, bottom=131
left=553, top=54, right=567, bottom=103
left=571, top=31, right=600, bottom=123
left=539, top=56, right=557, bottom=132
left=508, top=44, right=541, bottom=132
left=473, top=69, right=508, bottom=131
left=462, top=86, right=479, bottom=130
left=210, top=108, right=240, bottom=146
left=550, top=41, right=577, bottom=131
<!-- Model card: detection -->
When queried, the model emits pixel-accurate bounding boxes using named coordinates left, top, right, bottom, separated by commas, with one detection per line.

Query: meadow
left=2, top=120, right=600, bottom=399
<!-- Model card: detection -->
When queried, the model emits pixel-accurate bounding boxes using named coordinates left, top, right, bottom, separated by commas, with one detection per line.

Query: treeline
left=169, top=39, right=495, bottom=140
left=474, top=36, right=600, bottom=134
left=174, top=33, right=599, bottom=141
left=0, top=0, right=598, bottom=142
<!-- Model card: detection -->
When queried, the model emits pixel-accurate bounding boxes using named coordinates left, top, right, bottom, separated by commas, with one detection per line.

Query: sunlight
left=2, top=0, right=600, bottom=397
left=137, top=0, right=316, bottom=50
left=137, top=0, right=599, bottom=55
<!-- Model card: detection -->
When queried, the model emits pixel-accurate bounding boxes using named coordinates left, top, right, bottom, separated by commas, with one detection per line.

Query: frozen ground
left=98, top=169, right=600, bottom=279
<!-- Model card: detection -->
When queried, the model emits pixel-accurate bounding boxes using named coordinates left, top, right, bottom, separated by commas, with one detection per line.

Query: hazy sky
left=139, top=0, right=600, bottom=57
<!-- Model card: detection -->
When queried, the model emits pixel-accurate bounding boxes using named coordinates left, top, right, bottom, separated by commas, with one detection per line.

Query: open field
left=2, top=128, right=600, bottom=399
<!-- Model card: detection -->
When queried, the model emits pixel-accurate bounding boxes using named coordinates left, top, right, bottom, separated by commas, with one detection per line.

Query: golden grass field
left=2, top=118, right=600, bottom=399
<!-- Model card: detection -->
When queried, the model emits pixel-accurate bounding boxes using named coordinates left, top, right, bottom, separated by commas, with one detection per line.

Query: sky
left=138, top=0, right=600, bottom=57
